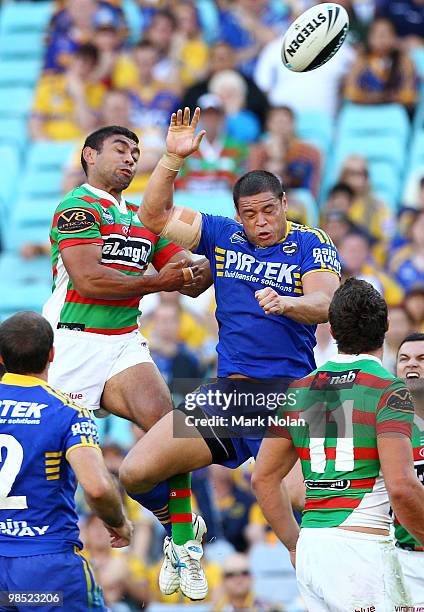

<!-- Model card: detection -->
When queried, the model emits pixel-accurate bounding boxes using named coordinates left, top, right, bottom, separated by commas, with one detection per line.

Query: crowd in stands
left=2, top=0, right=424, bottom=609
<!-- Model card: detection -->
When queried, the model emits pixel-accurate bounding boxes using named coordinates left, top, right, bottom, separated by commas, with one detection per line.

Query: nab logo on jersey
left=311, top=369, right=360, bottom=390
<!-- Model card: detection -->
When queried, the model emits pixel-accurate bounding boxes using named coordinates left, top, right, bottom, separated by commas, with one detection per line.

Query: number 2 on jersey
left=0, top=434, right=28, bottom=509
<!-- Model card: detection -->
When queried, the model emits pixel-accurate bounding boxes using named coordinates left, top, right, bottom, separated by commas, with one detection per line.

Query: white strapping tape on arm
left=160, top=206, right=203, bottom=251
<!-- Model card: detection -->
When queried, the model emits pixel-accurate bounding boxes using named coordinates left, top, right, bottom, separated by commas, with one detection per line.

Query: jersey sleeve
left=376, top=379, right=414, bottom=437
left=53, top=196, right=103, bottom=251
left=63, top=407, right=101, bottom=460
left=300, top=229, right=341, bottom=280
left=195, top=213, right=233, bottom=260
left=151, top=236, right=183, bottom=271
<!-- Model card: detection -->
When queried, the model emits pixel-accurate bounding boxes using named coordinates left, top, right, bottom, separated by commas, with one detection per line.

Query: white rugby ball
left=281, top=3, right=349, bottom=72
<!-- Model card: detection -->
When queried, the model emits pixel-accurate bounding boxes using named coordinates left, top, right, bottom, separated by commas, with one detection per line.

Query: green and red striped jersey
left=279, top=354, right=414, bottom=530
left=43, top=183, right=182, bottom=335
left=394, top=414, right=424, bottom=551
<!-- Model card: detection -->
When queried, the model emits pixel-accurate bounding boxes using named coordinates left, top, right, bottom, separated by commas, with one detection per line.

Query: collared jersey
left=43, top=183, right=182, bottom=335
left=0, top=373, right=100, bottom=556
left=195, top=216, right=341, bottom=378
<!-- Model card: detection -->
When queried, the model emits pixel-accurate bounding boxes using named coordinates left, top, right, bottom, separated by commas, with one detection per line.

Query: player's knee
left=119, top=456, right=157, bottom=494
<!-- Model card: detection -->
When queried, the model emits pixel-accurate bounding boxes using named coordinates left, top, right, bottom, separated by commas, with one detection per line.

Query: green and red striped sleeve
left=152, top=235, right=183, bottom=271
left=53, top=196, right=103, bottom=251
left=376, top=379, right=414, bottom=437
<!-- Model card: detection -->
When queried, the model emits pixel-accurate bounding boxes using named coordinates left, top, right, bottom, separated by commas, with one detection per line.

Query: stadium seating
left=0, top=59, right=42, bottom=88
left=0, top=1, right=52, bottom=36
left=296, top=111, right=333, bottom=155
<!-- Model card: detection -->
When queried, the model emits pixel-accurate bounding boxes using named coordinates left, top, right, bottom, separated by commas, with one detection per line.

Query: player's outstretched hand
left=255, top=287, right=285, bottom=315
left=105, top=517, right=133, bottom=548
left=157, top=259, right=200, bottom=292
left=166, top=107, right=206, bottom=159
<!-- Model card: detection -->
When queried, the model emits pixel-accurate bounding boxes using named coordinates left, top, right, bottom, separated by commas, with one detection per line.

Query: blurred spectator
left=148, top=300, right=204, bottom=403
left=209, top=70, right=261, bottom=143
left=209, top=465, right=255, bottom=553
left=114, top=40, right=180, bottom=133
left=182, top=41, right=269, bottom=129
left=338, top=155, right=395, bottom=259
left=44, top=0, right=98, bottom=72
left=248, top=106, right=321, bottom=198
left=216, top=0, right=288, bottom=77
left=321, top=210, right=355, bottom=249
left=81, top=514, right=149, bottom=610
left=173, top=1, right=209, bottom=87
left=377, top=0, right=424, bottom=48
left=62, top=88, right=163, bottom=194
left=254, top=32, right=353, bottom=116
left=142, top=290, right=214, bottom=357
left=175, top=93, right=247, bottom=192
left=339, top=231, right=404, bottom=306
left=143, top=8, right=180, bottom=87
left=383, top=306, right=414, bottom=372
left=30, top=43, right=106, bottom=141
left=92, top=9, right=126, bottom=87
left=389, top=210, right=424, bottom=292
left=337, top=0, right=375, bottom=46
left=344, top=17, right=417, bottom=110
left=403, top=172, right=424, bottom=210
left=404, top=284, right=424, bottom=331
left=314, top=322, right=338, bottom=367
left=213, top=553, right=277, bottom=611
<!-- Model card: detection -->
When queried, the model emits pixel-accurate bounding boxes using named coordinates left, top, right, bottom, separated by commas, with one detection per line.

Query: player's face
left=237, top=191, right=288, bottom=247
left=397, top=341, right=424, bottom=393
left=95, top=135, right=140, bottom=190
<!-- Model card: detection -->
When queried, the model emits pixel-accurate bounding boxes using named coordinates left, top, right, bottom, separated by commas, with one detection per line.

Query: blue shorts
left=0, top=549, right=106, bottom=611
left=177, top=377, right=291, bottom=468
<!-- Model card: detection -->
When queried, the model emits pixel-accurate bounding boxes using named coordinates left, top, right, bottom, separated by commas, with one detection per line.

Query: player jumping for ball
left=42, top=125, right=212, bottom=600
left=253, top=278, right=424, bottom=610
left=116, top=107, right=340, bottom=597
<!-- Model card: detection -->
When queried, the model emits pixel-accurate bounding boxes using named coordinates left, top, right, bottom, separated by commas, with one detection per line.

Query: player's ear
left=0, top=354, right=4, bottom=365
left=329, top=326, right=335, bottom=340
left=48, top=347, right=55, bottom=364
left=83, top=146, right=97, bottom=169
left=281, top=193, right=288, bottom=213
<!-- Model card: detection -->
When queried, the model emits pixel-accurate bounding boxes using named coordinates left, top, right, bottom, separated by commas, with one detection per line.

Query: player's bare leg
left=120, top=410, right=213, bottom=490
left=100, top=362, right=172, bottom=430
left=120, top=409, right=212, bottom=600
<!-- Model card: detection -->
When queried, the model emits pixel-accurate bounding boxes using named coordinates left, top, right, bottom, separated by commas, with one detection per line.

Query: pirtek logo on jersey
left=0, top=400, right=47, bottom=419
left=224, top=250, right=298, bottom=284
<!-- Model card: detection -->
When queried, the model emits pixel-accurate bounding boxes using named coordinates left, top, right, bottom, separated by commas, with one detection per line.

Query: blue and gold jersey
left=196, top=216, right=341, bottom=379
left=0, top=373, right=100, bottom=556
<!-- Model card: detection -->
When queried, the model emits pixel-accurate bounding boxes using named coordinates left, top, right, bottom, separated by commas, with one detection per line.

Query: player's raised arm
left=139, top=107, right=206, bottom=250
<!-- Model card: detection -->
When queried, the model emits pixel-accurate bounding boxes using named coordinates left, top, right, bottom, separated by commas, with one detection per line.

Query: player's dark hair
left=329, top=278, right=388, bottom=354
left=233, top=170, right=285, bottom=209
left=398, top=332, right=424, bottom=354
left=81, top=126, right=139, bottom=175
left=0, top=312, right=54, bottom=375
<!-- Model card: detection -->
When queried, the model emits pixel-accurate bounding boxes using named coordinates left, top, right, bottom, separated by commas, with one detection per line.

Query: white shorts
left=397, top=548, right=424, bottom=607
left=296, top=528, right=412, bottom=612
left=48, top=328, right=154, bottom=413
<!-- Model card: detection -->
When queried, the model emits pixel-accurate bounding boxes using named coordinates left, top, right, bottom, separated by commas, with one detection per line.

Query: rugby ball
left=281, top=3, right=349, bottom=72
